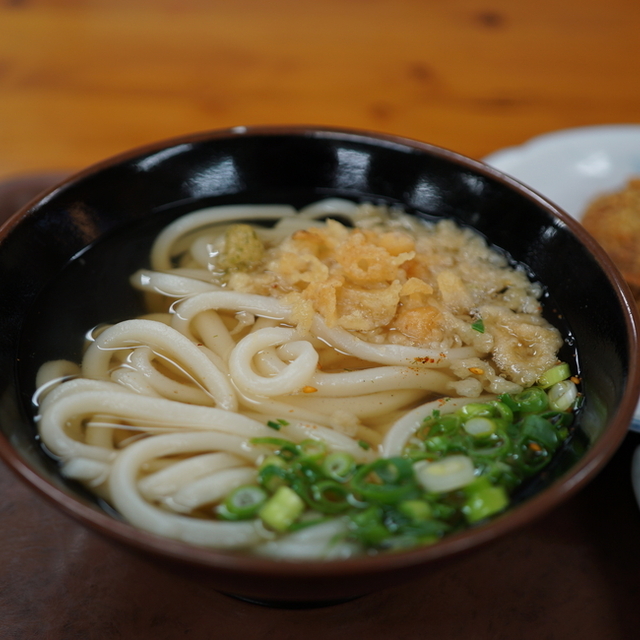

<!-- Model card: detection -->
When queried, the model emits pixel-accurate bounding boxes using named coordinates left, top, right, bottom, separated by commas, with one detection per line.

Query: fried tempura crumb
left=207, top=208, right=561, bottom=387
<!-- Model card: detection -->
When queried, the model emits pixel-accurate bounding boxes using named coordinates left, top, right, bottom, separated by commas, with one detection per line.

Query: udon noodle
left=34, top=199, right=574, bottom=559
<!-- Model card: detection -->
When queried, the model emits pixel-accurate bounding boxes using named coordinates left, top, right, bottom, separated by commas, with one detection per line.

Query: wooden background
left=0, top=0, right=639, bottom=180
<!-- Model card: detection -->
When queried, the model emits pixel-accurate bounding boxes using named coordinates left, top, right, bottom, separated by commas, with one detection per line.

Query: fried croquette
left=582, top=178, right=640, bottom=300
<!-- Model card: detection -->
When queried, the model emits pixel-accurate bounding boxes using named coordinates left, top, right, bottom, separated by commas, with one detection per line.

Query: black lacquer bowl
left=0, top=126, right=638, bottom=605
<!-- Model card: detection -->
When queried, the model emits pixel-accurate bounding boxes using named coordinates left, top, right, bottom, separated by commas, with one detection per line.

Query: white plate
left=483, top=125, right=640, bottom=432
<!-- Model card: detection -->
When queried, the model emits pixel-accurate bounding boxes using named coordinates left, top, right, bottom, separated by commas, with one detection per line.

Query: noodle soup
left=32, top=199, right=579, bottom=559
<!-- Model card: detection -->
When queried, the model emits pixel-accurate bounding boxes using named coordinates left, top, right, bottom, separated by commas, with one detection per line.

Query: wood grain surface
left=0, top=0, right=639, bottom=178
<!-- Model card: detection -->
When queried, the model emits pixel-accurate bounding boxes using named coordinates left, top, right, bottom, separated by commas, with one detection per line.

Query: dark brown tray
left=1, top=175, right=639, bottom=639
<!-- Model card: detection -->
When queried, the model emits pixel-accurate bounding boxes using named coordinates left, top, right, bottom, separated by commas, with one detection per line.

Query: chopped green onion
left=540, top=409, right=574, bottom=430
left=221, top=485, right=268, bottom=519
left=463, top=416, right=496, bottom=437
left=259, top=454, right=287, bottom=471
left=257, top=460, right=291, bottom=492
left=251, top=436, right=298, bottom=460
left=322, top=451, right=356, bottom=482
left=488, top=400, right=514, bottom=423
left=471, top=318, right=485, bottom=333
left=258, top=486, right=305, bottom=532
left=251, top=436, right=296, bottom=450
left=423, top=435, right=456, bottom=454
left=512, top=386, right=549, bottom=413
left=351, top=458, right=415, bottom=504
left=372, top=457, right=413, bottom=483
left=296, top=439, right=327, bottom=461
left=414, top=455, right=476, bottom=493
left=537, top=362, right=571, bottom=389
left=460, top=403, right=494, bottom=419
left=349, top=506, right=390, bottom=546
left=462, top=478, right=508, bottom=523
left=398, top=499, right=432, bottom=522
left=520, top=414, right=558, bottom=450
left=468, top=430, right=511, bottom=459
left=418, top=414, right=460, bottom=439
left=237, top=380, right=580, bottom=552
left=309, top=480, right=350, bottom=513
left=547, top=380, right=578, bottom=412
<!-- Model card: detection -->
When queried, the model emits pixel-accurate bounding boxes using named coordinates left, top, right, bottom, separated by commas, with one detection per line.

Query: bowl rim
left=1, top=124, right=638, bottom=579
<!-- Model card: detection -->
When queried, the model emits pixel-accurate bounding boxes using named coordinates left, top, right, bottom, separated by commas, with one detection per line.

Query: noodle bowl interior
left=33, top=199, right=579, bottom=559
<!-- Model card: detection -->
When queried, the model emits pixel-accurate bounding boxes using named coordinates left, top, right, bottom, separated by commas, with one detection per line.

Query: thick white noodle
left=188, top=234, right=221, bottom=268
left=129, top=269, right=221, bottom=297
left=311, top=315, right=477, bottom=367
left=85, top=416, right=119, bottom=450
left=35, top=359, right=81, bottom=390
left=60, top=457, right=112, bottom=486
left=138, top=452, right=247, bottom=501
left=237, top=389, right=360, bottom=430
left=109, top=432, right=268, bottom=548
left=297, top=197, right=360, bottom=218
left=284, top=420, right=377, bottom=463
left=253, top=346, right=286, bottom=376
left=82, top=319, right=237, bottom=411
left=110, top=368, right=164, bottom=397
left=60, top=457, right=111, bottom=489
left=281, top=389, right=426, bottom=420
left=172, top=291, right=290, bottom=329
left=307, top=366, right=454, bottom=397
left=150, top=204, right=297, bottom=270
left=229, top=327, right=318, bottom=396
left=37, top=378, right=130, bottom=413
left=382, top=395, right=496, bottom=457
left=169, top=466, right=257, bottom=512
left=38, top=390, right=279, bottom=463
left=255, top=518, right=359, bottom=560
left=191, top=310, right=237, bottom=361
left=128, top=346, right=214, bottom=405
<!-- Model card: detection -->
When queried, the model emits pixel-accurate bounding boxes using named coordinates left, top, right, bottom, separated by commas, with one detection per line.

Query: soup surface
left=31, top=199, right=579, bottom=559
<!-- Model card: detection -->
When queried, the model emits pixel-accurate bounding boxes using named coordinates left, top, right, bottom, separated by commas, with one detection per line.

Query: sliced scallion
left=547, top=380, right=578, bottom=412
left=414, top=455, right=476, bottom=493
left=463, top=416, right=496, bottom=437
left=222, top=485, right=268, bottom=519
left=259, top=486, right=305, bottom=532
left=351, top=458, right=414, bottom=504
left=512, top=386, right=549, bottom=413
left=398, top=499, right=432, bottom=522
left=537, top=362, right=571, bottom=389
left=309, top=480, right=350, bottom=513
left=460, top=403, right=494, bottom=419
left=462, top=479, right=508, bottom=523
left=296, top=439, right=327, bottom=462
left=322, top=451, right=356, bottom=482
